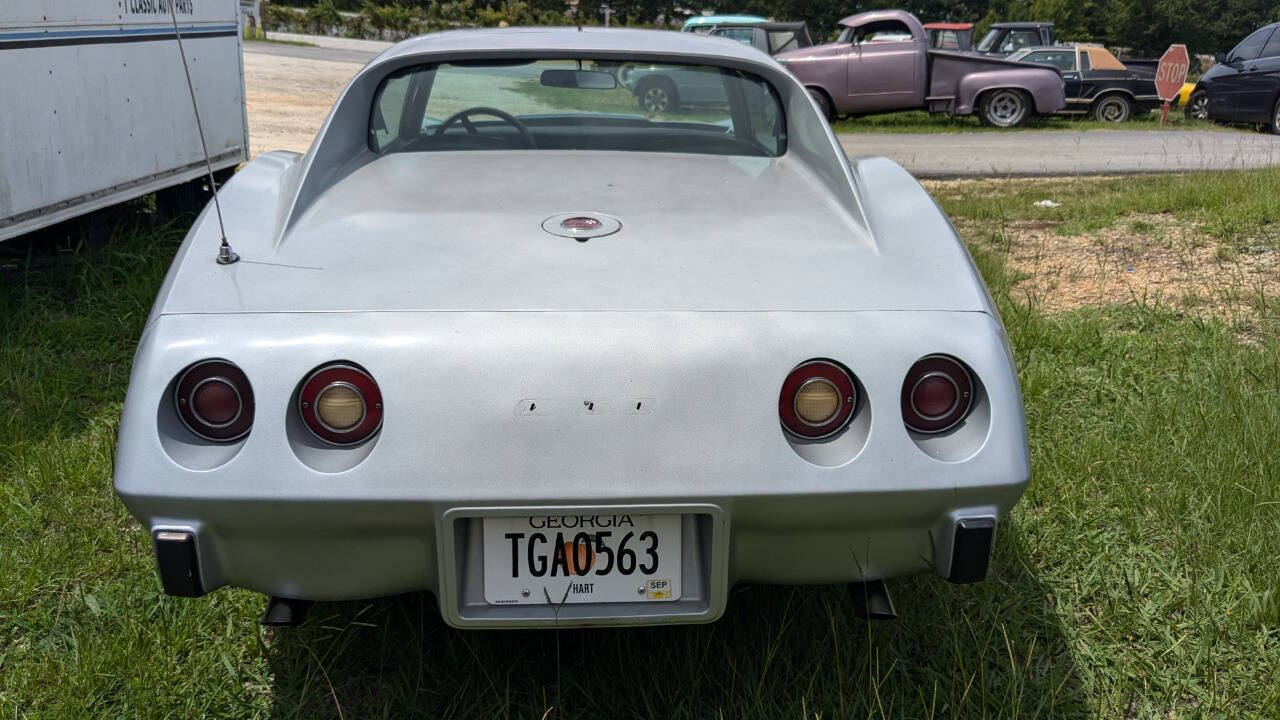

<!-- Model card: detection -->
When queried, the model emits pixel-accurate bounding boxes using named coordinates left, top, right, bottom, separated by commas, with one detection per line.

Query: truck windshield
left=976, top=29, right=1001, bottom=52
left=370, top=59, right=786, bottom=158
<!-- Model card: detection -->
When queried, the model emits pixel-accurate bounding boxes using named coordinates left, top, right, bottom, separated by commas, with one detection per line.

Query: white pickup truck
left=0, top=0, right=248, bottom=241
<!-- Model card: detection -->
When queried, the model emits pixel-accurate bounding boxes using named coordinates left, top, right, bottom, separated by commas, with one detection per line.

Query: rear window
left=370, top=59, right=787, bottom=158
left=1022, top=49, right=1075, bottom=72
left=929, top=30, right=963, bottom=50
left=768, top=30, right=802, bottom=53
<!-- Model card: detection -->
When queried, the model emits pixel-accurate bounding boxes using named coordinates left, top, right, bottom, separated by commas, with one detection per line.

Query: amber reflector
left=316, top=384, right=364, bottom=430
left=795, top=380, right=840, bottom=425
left=299, top=363, right=384, bottom=445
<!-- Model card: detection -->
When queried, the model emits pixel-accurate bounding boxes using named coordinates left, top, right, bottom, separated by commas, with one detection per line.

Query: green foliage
left=266, top=0, right=1276, bottom=56
left=303, top=0, right=343, bottom=34
left=362, top=0, right=416, bottom=34
left=932, top=167, right=1280, bottom=252
left=262, top=1, right=298, bottom=31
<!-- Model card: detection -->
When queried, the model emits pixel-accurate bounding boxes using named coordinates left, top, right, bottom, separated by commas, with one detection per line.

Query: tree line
left=267, top=0, right=1278, bottom=56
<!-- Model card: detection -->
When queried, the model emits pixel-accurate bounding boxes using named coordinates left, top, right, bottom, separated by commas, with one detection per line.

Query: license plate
left=482, top=513, right=682, bottom=605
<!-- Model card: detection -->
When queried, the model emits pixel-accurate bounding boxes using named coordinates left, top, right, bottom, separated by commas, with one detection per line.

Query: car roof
left=682, top=14, right=768, bottom=28
left=923, top=22, right=973, bottom=30
left=377, top=26, right=775, bottom=65
left=710, top=21, right=808, bottom=32
left=990, top=22, right=1052, bottom=29
left=281, top=27, right=844, bottom=238
left=839, top=9, right=918, bottom=28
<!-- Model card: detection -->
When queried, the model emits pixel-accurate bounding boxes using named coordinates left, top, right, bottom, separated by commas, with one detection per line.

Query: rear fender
left=956, top=72, right=1065, bottom=114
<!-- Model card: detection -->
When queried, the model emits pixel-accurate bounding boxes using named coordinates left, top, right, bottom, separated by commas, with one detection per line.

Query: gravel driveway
left=841, top=130, right=1280, bottom=178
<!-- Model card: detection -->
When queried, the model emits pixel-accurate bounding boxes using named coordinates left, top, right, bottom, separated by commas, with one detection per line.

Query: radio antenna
left=168, top=1, right=238, bottom=265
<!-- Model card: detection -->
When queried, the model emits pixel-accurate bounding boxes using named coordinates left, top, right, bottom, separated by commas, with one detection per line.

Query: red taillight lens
left=902, top=355, right=973, bottom=434
left=299, top=363, right=383, bottom=445
left=175, top=360, right=254, bottom=441
left=779, top=359, right=857, bottom=439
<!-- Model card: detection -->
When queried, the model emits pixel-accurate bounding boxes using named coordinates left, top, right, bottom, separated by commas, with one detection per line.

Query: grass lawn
left=2, top=170, right=1280, bottom=718
left=831, top=109, right=1242, bottom=134
left=931, top=168, right=1280, bottom=253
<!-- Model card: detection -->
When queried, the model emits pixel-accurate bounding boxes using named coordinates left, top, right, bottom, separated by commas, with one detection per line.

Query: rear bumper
left=117, top=309, right=1030, bottom=627
left=136, top=483, right=1021, bottom=628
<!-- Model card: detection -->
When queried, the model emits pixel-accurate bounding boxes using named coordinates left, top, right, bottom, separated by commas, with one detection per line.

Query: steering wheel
left=433, top=107, right=537, bottom=148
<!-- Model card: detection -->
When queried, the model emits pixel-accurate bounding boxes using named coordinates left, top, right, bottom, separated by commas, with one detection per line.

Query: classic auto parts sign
left=125, top=0, right=194, bottom=15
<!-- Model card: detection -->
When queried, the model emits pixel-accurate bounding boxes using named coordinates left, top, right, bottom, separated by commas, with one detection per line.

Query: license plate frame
left=481, top=513, right=683, bottom=606
left=437, top=504, right=729, bottom=629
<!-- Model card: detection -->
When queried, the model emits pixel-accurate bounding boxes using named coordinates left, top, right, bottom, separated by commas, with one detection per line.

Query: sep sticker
left=645, top=578, right=673, bottom=600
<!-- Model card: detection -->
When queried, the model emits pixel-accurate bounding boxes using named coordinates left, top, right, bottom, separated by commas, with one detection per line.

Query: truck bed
left=924, top=49, right=1065, bottom=115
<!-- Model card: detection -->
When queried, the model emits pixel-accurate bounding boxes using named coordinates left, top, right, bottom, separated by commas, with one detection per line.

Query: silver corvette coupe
left=114, top=27, right=1030, bottom=629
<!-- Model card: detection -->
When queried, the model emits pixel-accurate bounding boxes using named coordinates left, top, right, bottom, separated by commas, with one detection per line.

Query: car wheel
left=1184, top=90, right=1209, bottom=121
left=979, top=88, right=1030, bottom=128
left=1270, top=97, right=1280, bottom=135
left=807, top=87, right=834, bottom=122
left=1092, top=94, right=1132, bottom=122
left=156, top=177, right=207, bottom=218
left=637, top=78, right=677, bottom=114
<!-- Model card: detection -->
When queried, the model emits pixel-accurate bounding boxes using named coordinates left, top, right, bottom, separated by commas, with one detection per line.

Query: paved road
left=244, top=37, right=1280, bottom=178
left=247, top=32, right=387, bottom=64
left=840, top=130, right=1280, bottom=178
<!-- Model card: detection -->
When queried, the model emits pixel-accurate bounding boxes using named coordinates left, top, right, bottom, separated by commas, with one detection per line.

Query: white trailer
left=0, top=0, right=249, bottom=241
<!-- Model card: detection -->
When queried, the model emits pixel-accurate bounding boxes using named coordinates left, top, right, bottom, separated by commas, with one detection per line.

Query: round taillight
left=779, top=359, right=857, bottom=439
left=174, top=360, right=254, bottom=441
left=902, top=355, right=973, bottom=434
left=299, top=363, right=383, bottom=445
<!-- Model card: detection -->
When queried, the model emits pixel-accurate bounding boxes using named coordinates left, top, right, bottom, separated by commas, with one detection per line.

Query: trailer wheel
left=978, top=89, right=1031, bottom=128
left=212, top=166, right=236, bottom=189
left=156, top=179, right=205, bottom=218
left=1092, top=94, right=1132, bottom=123
left=157, top=169, right=234, bottom=219
left=76, top=212, right=113, bottom=251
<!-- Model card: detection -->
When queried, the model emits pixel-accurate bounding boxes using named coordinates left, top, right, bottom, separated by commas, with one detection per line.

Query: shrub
left=263, top=2, right=300, bottom=32
left=304, top=0, right=342, bottom=35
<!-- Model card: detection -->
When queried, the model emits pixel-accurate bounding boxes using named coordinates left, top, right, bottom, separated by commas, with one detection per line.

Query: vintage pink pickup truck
left=776, top=10, right=1066, bottom=127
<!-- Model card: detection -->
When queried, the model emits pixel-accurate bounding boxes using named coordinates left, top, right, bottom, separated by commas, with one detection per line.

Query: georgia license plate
left=482, top=513, right=682, bottom=605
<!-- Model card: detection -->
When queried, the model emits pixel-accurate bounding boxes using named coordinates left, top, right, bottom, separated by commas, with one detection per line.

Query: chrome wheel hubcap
left=643, top=88, right=669, bottom=113
left=990, top=91, right=1023, bottom=124
left=1099, top=99, right=1126, bottom=121
left=1190, top=96, right=1208, bottom=120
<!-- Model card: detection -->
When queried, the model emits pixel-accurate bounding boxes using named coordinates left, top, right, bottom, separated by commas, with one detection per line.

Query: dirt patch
left=960, top=213, right=1280, bottom=321
left=243, top=51, right=360, bottom=156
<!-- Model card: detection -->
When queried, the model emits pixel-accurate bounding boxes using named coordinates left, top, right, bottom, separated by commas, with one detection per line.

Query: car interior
left=369, top=59, right=787, bottom=158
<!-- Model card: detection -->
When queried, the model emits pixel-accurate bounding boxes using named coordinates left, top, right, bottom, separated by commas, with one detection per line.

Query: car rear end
left=113, top=29, right=1030, bottom=628
left=117, top=302, right=1027, bottom=627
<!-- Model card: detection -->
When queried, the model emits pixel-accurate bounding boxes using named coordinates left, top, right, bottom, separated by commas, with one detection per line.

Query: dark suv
left=1186, top=22, right=1280, bottom=133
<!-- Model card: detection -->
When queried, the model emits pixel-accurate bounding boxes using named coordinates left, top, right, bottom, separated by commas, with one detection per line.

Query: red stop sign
left=1155, top=44, right=1190, bottom=101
